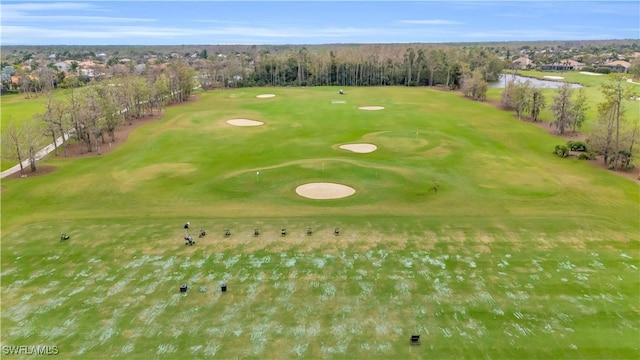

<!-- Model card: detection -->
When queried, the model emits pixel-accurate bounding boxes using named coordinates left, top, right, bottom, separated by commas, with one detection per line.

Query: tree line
left=196, top=46, right=503, bottom=91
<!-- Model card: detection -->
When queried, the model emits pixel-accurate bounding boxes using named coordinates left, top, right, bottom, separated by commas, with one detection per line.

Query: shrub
left=595, top=67, right=611, bottom=74
left=618, top=150, right=635, bottom=170
left=581, top=66, right=596, bottom=73
left=606, top=151, right=635, bottom=170
left=567, top=141, right=587, bottom=152
left=554, top=144, right=570, bottom=157
left=578, top=152, right=596, bottom=160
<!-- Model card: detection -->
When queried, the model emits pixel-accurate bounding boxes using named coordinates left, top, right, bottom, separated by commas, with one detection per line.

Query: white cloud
left=3, top=14, right=157, bottom=23
left=0, top=1, right=155, bottom=23
left=398, top=19, right=462, bottom=25
left=0, top=24, right=395, bottom=44
left=1, top=2, right=97, bottom=11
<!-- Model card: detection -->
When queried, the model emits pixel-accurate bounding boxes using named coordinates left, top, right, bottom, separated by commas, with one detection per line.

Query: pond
left=490, top=74, right=583, bottom=89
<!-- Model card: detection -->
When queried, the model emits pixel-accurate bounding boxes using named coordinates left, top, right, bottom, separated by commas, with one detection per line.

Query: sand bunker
left=580, top=71, right=603, bottom=76
left=358, top=106, right=385, bottom=111
left=226, top=119, right=264, bottom=127
left=543, top=76, right=564, bottom=80
left=256, top=94, right=276, bottom=98
left=332, top=100, right=346, bottom=104
left=296, top=182, right=356, bottom=199
left=339, top=143, right=378, bottom=153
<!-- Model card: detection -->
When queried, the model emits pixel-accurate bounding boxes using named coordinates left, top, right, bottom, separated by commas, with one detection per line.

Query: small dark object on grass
left=185, top=235, right=195, bottom=245
left=60, top=233, right=70, bottom=241
left=254, top=228, right=260, bottom=237
left=198, top=229, right=206, bottom=238
left=334, top=227, right=340, bottom=236
left=281, top=228, right=286, bottom=236
left=307, top=227, right=312, bottom=235
left=224, top=229, right=231, bottom=237
left=410, top=334, right=420, bottom=345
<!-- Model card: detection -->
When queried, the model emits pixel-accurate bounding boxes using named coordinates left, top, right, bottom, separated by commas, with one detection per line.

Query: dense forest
left=199, top=46, right=503, bottom=89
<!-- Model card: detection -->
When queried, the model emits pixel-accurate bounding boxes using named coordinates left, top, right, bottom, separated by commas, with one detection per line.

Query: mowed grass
left=0, top=88, right=98, bottom=171
left=487, top=70, right=640, bottom=133
left=1, top=86, right=638, bottom=359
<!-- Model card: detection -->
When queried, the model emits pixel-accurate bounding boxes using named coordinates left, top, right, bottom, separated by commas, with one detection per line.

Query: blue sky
left=1, top=1, right=638, bottom=45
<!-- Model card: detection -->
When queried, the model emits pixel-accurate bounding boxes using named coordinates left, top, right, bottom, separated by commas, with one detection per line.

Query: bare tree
left=2, top=119, right=26, bottom=174
left=18, top=69, right=34, bottom=98
left=36, top=93, right=61, bottom=155
left=589, top=101, right=617, bottom=166
left=500, top=80, right=517, bottom=110
left=404, top=48, right=415, bottom=86
left=94, top=83, right=123, bottom=142
left=461, top=69, right=487, bottom=101
left=23, top=118, right=45, bottom=172
left=550, top=83, right=574, bottom=135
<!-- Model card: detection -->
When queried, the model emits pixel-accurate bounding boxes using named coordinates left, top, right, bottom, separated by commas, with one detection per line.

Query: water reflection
left=490, top=74, right=583, bottom=89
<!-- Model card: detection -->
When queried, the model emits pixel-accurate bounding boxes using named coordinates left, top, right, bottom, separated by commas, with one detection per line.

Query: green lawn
left=0, top=87, right=103, bottom=171
left=492, top=70, right=640, bottom=133
left=1, top=86, right=638, bottom=359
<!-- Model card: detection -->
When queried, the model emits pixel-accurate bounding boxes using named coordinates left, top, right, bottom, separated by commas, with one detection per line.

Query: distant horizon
left=1, top=1, right=639, bottom=46
left=2, top=38, right=639, bottom=48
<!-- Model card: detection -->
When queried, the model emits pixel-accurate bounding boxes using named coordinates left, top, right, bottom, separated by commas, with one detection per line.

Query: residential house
left=54, top=62, right=70, bottom=73
left=80, top=68, right=95, bottom=77
left=77, top=60, right=96, bottom=68
left=540, top=59, right=585, bottom=71
left=512, top=57, right=535, bottom=69
left=134, top=63, right=147, bottom=74
left=598, top=60, right=631, bottom=73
